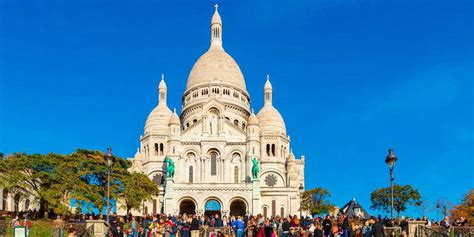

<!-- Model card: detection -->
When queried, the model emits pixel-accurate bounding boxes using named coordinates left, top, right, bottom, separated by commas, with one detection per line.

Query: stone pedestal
left=86, top=220, right=107, bottom=237
left=164, top=177, right=174, bottom=214
left=408, top=221, right=425, bottom=237
left=252, top=178, right=261, bottom=214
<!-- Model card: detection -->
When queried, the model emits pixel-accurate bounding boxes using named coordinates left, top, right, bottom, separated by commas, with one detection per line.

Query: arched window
left=234, top=166, right=239, bottom=183
left=159, top=143, right=164, bottom=156
left=234, top=119, right=239, bottom=126
left=272, top=200, right=276, bottom=217
left=263, top=206, right=268, bottom=218
left=242, top=123, right=246, bottom=130
left=189, top=166, right=194, bottom=183
left=280, top=207, right=284, bottom=217
left=193, top=119, right=197, bottom=123
left=266, top=144, right=270, bottom=156
left=186, top=123, right=190, bottom=128
left=2, top=190, right=8, bottom=211
left=25, top=199, right=30, bottom=210
left=210, top=152, right=218, bottom=176
left=14, top=193, right=20, bottom=212
left=271, top=144, right=276, bottom=156
left=154, top=143, right=159, bottom=155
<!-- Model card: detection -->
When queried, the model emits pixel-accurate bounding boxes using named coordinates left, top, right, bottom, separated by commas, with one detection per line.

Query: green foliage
left=119, top=172, right=160, bottom=215
left=299, top=187, right=334, bottom=215
left=370, top=184, right=422, bottom=217
left=0, top=149, right=156, bottom=217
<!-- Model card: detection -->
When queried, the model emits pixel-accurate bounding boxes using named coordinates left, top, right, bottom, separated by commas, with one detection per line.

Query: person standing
left=371, top=218, right=385, bottom=237
left=281, top=218, right=290, bottom=237
left=233, top=216, right=246, bottom=237
left=440, top=217, right=451, bottom=230
left=190, top=214, right=200, bottom=237
left=322, top=216, right=332, bottom=237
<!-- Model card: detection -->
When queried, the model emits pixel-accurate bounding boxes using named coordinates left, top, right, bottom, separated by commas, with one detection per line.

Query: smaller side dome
left=169, top=109, right=180, bottom=125
left=144, top=103, right=172, bottom=134
left=257, top=105, right=286, bottom=134
left=248, top=109, right=259, bottom=125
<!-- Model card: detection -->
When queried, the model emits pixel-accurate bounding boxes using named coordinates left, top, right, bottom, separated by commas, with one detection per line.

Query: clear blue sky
left=0, top=0, right=472, bottom=218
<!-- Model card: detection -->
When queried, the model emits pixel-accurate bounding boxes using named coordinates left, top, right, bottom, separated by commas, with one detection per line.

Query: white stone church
left=126, top=6, right=305, bottom=218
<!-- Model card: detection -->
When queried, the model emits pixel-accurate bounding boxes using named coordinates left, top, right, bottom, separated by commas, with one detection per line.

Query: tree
left=119, top=172, right=160, bottom=215
left=370, top=184, right=422, bottom=218
left=0, top=153, right=59, bottom=217
left=300, top=187, right=334, bottom=215
left=450, top=189, right=474, bottom=225
left=435, top=198, right=453, bottom=220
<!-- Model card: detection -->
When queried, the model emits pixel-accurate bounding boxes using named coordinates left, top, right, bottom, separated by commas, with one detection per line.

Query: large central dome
left=185, top=5, right=247, bottom=93
left=186, top=48, right=246, bottom=91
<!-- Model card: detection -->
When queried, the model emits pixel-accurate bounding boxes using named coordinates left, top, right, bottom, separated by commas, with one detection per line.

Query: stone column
left=164, top=178, right=174, bottom=214
left=252, top=178, right=261, bottom=214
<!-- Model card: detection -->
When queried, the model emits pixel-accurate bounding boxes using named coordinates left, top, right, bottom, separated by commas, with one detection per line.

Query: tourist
left=137, top=226, right=146, bottom=237
left=399, top=217, right=409, bottom=237
left=281, top=217, right=290, bottom=237
left=128, top=216, right=137, bottom=237
left=214, top=214, right=223, bottom=227
left=180, top=214, right=191, bottom=237
left=190, top=214, right=200, bottom=237
left=371, top=218, right=385, bottom=237
left=422, top=217, right=431, bottom=227
left=440, top=217, right=451, bottom=229
left=362, top=220, right=371, bottom=237
left=112, top=225, right=125, bottom=237
left=233, top=216, right=246, bottom=237
left=322, top=215, right=332, bottom=237
left=314, top=221, right=323, bottom=237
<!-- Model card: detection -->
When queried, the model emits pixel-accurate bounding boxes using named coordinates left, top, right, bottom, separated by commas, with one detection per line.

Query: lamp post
left=385, top=148, right=398, bottom=220
left=104, top=147, right=113, bottom=224
left=298, top=183, right=304, bottom=217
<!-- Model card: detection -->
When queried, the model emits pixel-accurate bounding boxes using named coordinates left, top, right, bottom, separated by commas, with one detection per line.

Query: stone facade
left=126, top=6, right=305, bottom=217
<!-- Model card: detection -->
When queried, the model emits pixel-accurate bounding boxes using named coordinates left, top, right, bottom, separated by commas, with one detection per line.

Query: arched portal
left=204, top=199, right=221, bottom=217
left=14, top=193, right=20, bottom=212
left=179, top=199, right=196, bottom=215
left=229, top=199, right=247, bottom=217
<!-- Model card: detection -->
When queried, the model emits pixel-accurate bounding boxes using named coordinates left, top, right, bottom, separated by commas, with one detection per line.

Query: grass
left=4, top=220, right=53, bottom=237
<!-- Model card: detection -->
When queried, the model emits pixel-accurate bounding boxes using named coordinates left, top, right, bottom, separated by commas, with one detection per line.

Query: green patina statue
left=164, top=156, right=175, bottom=178
left=251, top=157, right=259, bottom=179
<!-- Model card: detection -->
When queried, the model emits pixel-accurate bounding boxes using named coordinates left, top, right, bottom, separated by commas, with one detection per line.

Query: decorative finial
left=251, top=108, right=255, bottom=114
left=266, top=74, right=270, bottom=81
left=161, top=73, right=165, bottom=81
left=173, top=108, right=176, bottom=113
left=214, top=3, right=219, bottom=11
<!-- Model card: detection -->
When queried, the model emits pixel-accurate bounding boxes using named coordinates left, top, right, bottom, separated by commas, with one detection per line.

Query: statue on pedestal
left=164, top=156, right=175, bottom=178
left=251, top=157, right=259, bottom=179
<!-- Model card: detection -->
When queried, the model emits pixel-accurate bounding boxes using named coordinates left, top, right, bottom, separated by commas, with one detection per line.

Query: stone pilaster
left=164, top=177, right=174, bottom=214
left=252, top=178, right=261, bottom=214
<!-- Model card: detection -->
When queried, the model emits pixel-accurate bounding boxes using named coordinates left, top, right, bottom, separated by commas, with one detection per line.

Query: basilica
left=127, top=6, right=305, bottom=217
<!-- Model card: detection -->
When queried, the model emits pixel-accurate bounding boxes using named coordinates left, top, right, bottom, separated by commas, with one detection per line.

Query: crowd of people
left=0, top=210, right=470, bottom=237
left=65, top=212, right=470, bottom=237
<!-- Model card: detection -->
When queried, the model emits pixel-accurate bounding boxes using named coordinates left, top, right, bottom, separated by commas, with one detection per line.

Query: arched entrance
left=229, top=199, right=247, bottom=217
left=204, top=199, right=221, bottom=217
left=179, top=199, right=196, bottom=215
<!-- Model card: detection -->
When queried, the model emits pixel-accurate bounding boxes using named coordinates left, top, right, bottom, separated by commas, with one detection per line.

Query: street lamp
left=104, top=147, right=113, bottom=224
left=298, top=183, right=304, bottom=217
left=385, top=148, right=398, bottom=220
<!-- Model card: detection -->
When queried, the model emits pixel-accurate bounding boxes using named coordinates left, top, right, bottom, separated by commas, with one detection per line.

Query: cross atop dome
left=210, top=4, right=223, bottom=49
